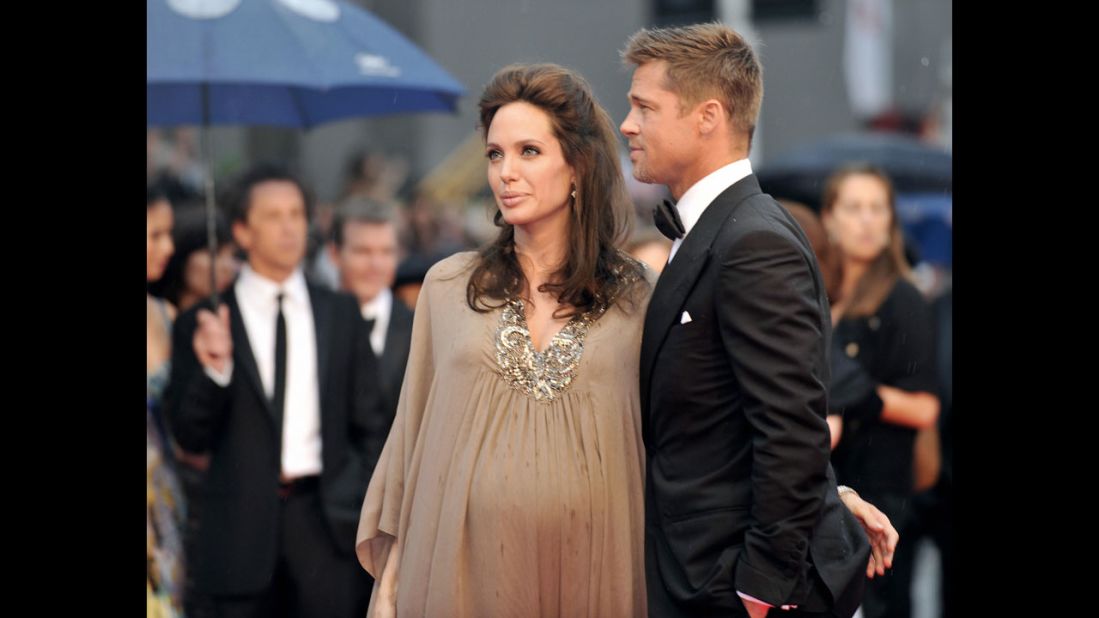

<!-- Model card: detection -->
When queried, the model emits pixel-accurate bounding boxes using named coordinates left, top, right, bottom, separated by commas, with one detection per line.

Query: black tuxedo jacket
left=363, top=295, right=413, bottom=473
left=641, top=174, right=870, bottom=617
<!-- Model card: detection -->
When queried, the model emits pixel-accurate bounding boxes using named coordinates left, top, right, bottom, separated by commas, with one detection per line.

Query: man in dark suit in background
left=327, top=196, right=414, bottom=472
left=621, top=24, right=889, bottom=617
left=166, top=164, right=381, bottom=618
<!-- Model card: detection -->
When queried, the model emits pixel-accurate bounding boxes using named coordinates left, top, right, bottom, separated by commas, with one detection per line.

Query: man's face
left=233, top=180, right=308, bottom=278
left=620, top=61, right=700, bottom=192
left=331, top=220, right=399, bottom=306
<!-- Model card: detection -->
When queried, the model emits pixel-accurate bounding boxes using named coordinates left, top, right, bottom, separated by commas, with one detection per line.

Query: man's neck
left=248, top=261, right=296, bottom=285
left=669, top=149, right=749, bottom=200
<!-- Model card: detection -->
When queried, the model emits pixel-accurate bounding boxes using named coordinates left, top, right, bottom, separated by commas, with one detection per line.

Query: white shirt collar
left=674, top=158, right=754, bottom=238
left=361, top=287, right=393, bottom=356
left=237, top=263, right=309, bottom=310
left=361, top=287, right=392, bottom=321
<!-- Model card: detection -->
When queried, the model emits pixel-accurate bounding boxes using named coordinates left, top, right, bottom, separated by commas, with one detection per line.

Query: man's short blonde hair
left=623, top=22, right=763, bottom=143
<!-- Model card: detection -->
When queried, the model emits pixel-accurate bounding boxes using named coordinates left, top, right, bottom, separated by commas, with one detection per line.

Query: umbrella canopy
left=148, top=0, right=466, bottom=307
left=756, top=131, right=951, bottom=211
left=148, top=0, right=466, bottom=128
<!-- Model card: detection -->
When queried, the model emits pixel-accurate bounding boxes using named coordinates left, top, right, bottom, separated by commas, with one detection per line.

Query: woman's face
left=824, top=173, right=894, bottom=263
left=486, top=101, right=576, bottom=233
left=147, top=199, right=175, bottom=282
left=183, top=244, right=239, bottom=299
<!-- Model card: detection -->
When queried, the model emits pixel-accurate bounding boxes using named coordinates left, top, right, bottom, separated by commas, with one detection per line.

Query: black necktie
left=653, top=199, right=685, bottom=240
left=272, top=292, right=287, bottom=418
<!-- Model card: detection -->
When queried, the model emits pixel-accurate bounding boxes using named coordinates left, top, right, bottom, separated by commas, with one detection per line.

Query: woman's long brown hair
left=468, top=63, right=644, bottom=318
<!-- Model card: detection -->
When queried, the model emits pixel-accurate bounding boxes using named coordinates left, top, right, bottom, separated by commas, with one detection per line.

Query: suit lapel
left=640, top=174, right=765, bottom=395
left=639, top=245, right=711, bottom=397
left=382, top=299, right=412, bottom=385
left=225, top=287, right=274, bottom=421
left=309, top=283, right=333, bottom=403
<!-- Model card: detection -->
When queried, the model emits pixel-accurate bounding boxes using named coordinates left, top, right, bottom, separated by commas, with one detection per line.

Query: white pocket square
left=680, top=311, right=693, bottom=324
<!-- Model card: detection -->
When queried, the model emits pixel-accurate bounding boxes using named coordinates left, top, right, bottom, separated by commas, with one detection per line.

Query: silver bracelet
left=837, top=485, right=858, bottom=498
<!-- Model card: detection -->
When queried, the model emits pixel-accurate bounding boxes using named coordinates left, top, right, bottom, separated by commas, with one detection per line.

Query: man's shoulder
left=306, top=281, right=364, bottom=322
left=389, top=294, right=414, bottom=322
left=713, top=194, right=803, bottom=246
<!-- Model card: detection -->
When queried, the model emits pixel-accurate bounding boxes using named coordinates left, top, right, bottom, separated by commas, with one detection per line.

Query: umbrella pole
left=202, top=83, right=220, bottom=310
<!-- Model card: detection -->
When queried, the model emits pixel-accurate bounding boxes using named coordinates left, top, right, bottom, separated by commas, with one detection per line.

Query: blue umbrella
left=147, top=0, right=465, bottom=127
left=148, top=0, right=465, bottom=305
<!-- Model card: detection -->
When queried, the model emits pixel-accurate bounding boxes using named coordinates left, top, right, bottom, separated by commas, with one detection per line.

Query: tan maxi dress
left=357, top=251, right=655, bottom=617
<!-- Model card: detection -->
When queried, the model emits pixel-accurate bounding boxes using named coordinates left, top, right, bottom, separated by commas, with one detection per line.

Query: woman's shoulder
left=883, top=277, right=931, bottom=311
left=605, top=251, right=655, bottom=314
left=638, top=261, right=659, bottom=289
left=615, top=250, right=657, bottom=291
left=424, top=251, right=480, bottom=285
left=147, top=294, right=177, bottom=326
left=877, top=277, right=933, bottom=331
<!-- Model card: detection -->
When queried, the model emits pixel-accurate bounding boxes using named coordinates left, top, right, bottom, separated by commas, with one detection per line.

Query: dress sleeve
left=356, top=265, right=441, bottom=578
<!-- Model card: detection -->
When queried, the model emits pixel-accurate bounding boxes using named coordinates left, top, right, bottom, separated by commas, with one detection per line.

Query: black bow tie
left=653, top=199, right=685, bottom=241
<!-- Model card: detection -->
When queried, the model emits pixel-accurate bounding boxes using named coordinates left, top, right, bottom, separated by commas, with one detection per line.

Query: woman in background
left=822, top=164, right=940, bottom=618
left=147, top=186, right=185, bottom=617
left=148, top=206, right=238, bottom=313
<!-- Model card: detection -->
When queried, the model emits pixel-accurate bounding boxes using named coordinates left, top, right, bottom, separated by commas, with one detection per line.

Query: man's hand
left=741, top=596, right=770, bottom=618
left=194, top=304, right=232, bottom=374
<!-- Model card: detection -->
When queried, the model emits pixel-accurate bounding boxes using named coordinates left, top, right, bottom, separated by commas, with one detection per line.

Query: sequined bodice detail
left=494, top=299, right=602, bottom=402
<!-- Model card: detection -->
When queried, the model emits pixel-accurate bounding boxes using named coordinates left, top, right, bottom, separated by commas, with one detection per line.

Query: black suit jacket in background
left=363, top=295, right=413, bottom=474
left=164, top=281, right=383, bottom=596
left=640, top=174, right=870, bottom=617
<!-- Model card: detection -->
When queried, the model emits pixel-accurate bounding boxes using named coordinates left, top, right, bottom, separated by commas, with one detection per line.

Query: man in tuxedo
left=166, top=164, right=381, bottom=618
left=621, top=24, right=879, bottom=617
left=327, top=196, right=413, bottom=472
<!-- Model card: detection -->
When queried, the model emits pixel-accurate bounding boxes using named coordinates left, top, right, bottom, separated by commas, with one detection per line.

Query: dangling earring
left=570, top=187, right=577, bottom=200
